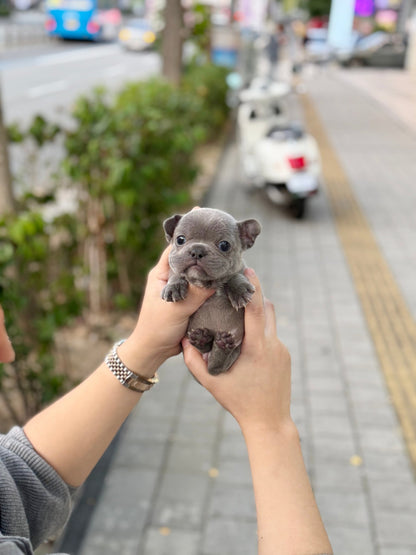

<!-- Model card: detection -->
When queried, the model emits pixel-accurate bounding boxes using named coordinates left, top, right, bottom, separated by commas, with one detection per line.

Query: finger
left=186, top=284, right=215, bottom=309
left=170, top=284, right=214, bottom=320
left=182, top=338, right=210, bottom=385
left=264, top=298, right=277, bottom=337
left=155, top=246, right=171, bottom=273
left=243, top=268, right=266, bottom=339
left=148, top=246, right=171, bottom=283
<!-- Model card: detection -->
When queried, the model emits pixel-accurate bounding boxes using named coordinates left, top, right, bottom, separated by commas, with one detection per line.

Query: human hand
left=118, top=246, right=214, bottom=377
left=182, top=269, right=292, bottom=435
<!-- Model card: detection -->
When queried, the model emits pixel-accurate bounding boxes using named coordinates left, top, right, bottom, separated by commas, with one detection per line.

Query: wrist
left=116, top=337, right=164, bottom=378
left=241, top=418, right=300, bottom=446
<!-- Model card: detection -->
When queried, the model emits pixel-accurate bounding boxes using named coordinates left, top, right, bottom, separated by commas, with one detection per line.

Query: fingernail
left=245, top=268, right=256, bottom=278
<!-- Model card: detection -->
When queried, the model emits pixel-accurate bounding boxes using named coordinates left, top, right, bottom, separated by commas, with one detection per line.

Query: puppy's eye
left=176, top=235, right=186, bottom=246
left=218, top=241, right=231, bottom=252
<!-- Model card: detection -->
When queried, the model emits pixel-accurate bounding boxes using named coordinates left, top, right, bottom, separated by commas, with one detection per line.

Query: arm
left=23, top=247, right=213, bottom=488
left=182, top=269, right=332, bottom=555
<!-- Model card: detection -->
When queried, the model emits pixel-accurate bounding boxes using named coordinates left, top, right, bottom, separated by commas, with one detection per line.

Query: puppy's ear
left=163, top=215, right=182, bottom=242
left=237, top=219, right=261, bottom=250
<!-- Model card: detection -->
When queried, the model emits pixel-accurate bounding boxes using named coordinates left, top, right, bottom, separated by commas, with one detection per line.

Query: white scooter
left=237, top=80, right=321, bottom=218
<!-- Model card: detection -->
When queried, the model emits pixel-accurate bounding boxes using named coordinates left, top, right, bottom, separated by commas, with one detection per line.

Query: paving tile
left=142, top=527, right=200, bottom=555
left=310, top=413, right=355, bottom=439
left=315, top=491, right=370, bottom=529
left=325, top=524, right=375, bottom=555
left=313, top=460, right=363, bottom=492
left=359, top=427, right=407, bottom=454
left=309, top=391, right=350, bottom=416
left=363, top=451, right=414, bottom=483
left=112, top=438, right=166, bottom=469
left=200, top=517, right=258, bottom=555
left=208, top=482, right=256, bottom=520
left=379, top=547, right=416, bottom=555
left=374, top=512, right=416, bottom=545
left=353, top=404, right=400, bottom=430
left=151, top=471, right=209, bottom=529
left=368, top=478, right=416, bottom=513
left=165, top=441, right=215, bottom=475
left=79, top=468, right=158, bottom=555
left=219, top=431, right=248, bottom=460
left=215, top=457, right=252, bottom=486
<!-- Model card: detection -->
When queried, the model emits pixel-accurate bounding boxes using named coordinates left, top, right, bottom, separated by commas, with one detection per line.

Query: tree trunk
left=161, top=0, right=184, bottom=86
left=86, top=197, right=108, bottom=314
left=0, top=83, right=14, bottom=214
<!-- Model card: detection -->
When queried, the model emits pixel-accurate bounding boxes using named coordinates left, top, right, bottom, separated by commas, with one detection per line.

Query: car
left=118, top=18, right=156, bottom=51
left=338, top=31, right=406, bottom=68
left=304, top=28, right=332, bottom=63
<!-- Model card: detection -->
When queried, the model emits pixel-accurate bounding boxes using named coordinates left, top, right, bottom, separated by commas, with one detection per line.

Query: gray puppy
left=162, top=208, right=261, bottom=375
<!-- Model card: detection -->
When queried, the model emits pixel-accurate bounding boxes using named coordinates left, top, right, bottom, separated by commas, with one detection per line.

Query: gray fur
left=162, top=208, right=261, bottom=375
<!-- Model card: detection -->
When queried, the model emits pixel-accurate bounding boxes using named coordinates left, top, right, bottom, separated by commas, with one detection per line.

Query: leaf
left=0, top=242, right=14, bottom=264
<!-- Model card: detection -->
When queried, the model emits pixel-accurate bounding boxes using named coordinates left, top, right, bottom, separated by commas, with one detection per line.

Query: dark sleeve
left=0, top=536, right=32, bottom=555
left=0, top=427, right=76, bottom=551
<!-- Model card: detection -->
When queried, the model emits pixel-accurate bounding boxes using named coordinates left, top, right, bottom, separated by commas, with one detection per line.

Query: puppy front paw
left=226, top=280, right=255, bottom=310
left=161, top=278, right=189, bottom=302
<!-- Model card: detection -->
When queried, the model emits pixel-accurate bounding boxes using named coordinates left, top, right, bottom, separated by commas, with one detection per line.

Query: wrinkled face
left=168, top=210, right=244, bottom=284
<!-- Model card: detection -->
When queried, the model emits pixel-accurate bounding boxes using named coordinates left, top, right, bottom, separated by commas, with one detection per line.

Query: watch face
left=125, top=374, right=150, bottom=392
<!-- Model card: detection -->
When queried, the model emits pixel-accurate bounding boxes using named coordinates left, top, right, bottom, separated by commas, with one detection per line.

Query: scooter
left=237, top=80, right=321, bottom=218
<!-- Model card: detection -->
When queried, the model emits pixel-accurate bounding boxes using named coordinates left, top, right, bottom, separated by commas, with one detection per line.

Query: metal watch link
left=104, top=340, right=159, bottom=393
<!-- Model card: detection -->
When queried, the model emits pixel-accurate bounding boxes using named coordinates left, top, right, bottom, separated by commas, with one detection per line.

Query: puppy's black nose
left=189, top=245, right=207, bottom=259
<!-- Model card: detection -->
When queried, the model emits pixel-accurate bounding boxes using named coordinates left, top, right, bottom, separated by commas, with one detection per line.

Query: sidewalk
left=0, top=11, right=49, bottom=53
left=63, top=65, right=416, bottom=555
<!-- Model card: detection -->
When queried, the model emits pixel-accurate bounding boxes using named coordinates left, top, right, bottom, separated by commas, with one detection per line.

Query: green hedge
left=0, top=63, right=230, bottom=424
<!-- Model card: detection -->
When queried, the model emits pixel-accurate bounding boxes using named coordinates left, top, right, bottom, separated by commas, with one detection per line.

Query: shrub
left=182, top=62, right=230, bottom=138
left=0, top=209, right=83, bottom=424
left=63, top=79, right=208, bottom=311
left=1, top=62, right=230, bottom=421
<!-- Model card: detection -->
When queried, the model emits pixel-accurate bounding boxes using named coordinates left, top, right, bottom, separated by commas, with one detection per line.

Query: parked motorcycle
left=237, top=80, right=321, bottom=218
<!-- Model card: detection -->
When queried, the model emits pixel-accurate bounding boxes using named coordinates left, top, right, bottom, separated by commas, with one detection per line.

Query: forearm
left=23, top=339, right=156, bottom=488
left=243, top=422, right=332, bottom=555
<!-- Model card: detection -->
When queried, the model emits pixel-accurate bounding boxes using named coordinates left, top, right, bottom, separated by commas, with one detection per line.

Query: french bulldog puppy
left=162, top=208, right=261, bottom=375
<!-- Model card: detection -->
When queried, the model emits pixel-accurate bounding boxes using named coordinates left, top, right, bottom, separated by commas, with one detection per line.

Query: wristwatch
left=105, top=339, right=159, bottom=393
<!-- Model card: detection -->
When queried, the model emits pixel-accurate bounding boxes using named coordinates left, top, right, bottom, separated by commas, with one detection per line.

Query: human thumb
left=180, top=285, right=214, bottom=317
left=182, top=338, right=210, bottom=385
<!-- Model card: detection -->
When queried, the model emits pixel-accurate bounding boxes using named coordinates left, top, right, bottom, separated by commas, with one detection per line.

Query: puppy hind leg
left=187, top=328, right=215, bottom=353
left=207, top=331, right=242, bottom=375
left=207, top=344, right=241, bottom=375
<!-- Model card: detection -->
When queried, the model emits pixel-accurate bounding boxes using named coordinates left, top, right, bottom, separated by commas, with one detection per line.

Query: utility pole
left=397, top=0, right=415, bottom=34
left=0, top=83, right=14, bottom=214
left=161, top=0, right=184, bottom=86
left=327, top=0, right=355, bottom=51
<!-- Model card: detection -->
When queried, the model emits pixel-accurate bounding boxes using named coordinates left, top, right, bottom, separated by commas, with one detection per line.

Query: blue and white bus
left=45, top=0, right=121, bottom=41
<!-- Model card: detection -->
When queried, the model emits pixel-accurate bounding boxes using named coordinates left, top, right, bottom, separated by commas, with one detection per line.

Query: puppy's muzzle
left=189, top=244, right=207, bottom=260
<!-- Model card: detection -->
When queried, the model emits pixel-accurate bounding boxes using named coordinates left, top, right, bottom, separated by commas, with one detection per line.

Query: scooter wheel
left=290, top=198, right=306, bottom=219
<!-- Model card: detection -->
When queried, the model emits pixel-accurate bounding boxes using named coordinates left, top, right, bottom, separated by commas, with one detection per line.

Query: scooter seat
left=266, top=125, right=304, bottom=140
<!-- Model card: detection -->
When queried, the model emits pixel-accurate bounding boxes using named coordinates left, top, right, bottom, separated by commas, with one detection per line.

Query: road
left=1, top=40, right=160, bottom=198
left=1, top=40, right=161, bottom=125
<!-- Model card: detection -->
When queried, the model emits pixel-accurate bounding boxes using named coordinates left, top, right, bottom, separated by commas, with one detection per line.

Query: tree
left=301, top=0, right=332, bottom=16
left=161, top=0, right=184, bottom=86
left=0, top=83, right=14, bottom=214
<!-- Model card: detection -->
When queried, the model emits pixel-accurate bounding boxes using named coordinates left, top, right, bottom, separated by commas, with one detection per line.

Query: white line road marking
left=34, top=44, right=122, bottom=67
left=27, top=80, right=68, bottom=98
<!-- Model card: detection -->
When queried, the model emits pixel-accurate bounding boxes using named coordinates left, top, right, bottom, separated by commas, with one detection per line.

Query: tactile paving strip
left=302, top=94, right=416, bottom=468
